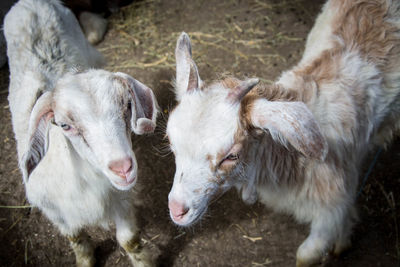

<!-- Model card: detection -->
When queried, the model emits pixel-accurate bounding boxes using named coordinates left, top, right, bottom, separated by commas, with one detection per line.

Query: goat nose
left=168, top=199, right=189, bottom=220
left=108, top=157, right=132, bottom=179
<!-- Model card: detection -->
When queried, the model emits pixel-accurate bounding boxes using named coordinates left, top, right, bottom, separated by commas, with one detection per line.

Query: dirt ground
left=0, top=0, right=399, bottom=266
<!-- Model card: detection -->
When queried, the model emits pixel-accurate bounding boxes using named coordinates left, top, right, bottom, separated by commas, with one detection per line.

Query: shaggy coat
left=167, top=0, right=400, bottom=266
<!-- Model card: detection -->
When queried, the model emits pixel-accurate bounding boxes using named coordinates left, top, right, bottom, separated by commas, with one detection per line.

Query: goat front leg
left=115, top=212, right=154, bottom=267
left=333, top=204, right=358, bottom=256
left=296, top=207, right=349, bottom=267
left=67, top=232, right=95, bottom=267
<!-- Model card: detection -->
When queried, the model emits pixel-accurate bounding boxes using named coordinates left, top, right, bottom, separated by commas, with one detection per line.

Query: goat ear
left=114, top=73, right=158, bottom=134
left=122, top=76, right=158, bottom=135
left=175, top=32, right=202, bottom=101
left=249, top=99, right=328, bottom=160
left=21, top=92, right=54, bottom=182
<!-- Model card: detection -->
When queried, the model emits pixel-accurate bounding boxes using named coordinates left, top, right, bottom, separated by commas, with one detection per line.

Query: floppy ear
left=175, top=32, right=202, bottom=101
left=115, top=73, right=158, bottom=135
left=21, top=92, right=54, bottom=182
left=130, top=79, right=158, bottom=135
left=249, top=99, right=328, bottom=160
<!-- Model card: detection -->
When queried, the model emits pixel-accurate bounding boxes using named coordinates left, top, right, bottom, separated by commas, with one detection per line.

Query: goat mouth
left=172, top=205, right=208, bottom=227
left=114, top=176, right=136, bottom=187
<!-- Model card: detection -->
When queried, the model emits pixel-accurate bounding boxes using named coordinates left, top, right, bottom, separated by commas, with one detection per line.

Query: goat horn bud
left=228, top=78, right=260, bottom=103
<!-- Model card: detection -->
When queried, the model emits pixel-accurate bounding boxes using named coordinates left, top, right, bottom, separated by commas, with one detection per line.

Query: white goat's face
left=167, top=84, right=245, bottom=225
left=167, top=33, right=328, bottom=226
left=167, top=33, right=260, bottom=226
left=22, top=70, right=158, bottom=191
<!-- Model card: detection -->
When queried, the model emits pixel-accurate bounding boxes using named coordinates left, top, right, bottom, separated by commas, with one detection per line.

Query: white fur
left=5, top=0, right=156, bottom=266
left=167, top=1, right=400, bottom=266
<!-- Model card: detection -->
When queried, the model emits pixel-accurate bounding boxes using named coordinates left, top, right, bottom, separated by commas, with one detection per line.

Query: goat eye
left=219, top=154, right=239, bottom=168
left=225, top=154, right=239, bottom=161
left=60, top=123, right=71, bottom=131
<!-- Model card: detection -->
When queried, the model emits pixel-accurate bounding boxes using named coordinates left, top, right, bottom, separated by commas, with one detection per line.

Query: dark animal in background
left=64, top=0, right=134, bottom=44
left=0, top=0, right=134, bottom=68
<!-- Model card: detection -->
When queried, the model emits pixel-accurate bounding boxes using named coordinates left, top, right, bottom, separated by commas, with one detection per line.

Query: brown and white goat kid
left=167, top=1, right=400, bottom=266
left=5, top=0, right=157, bottom=266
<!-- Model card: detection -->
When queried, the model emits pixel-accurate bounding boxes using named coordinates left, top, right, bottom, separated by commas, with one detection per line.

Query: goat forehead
left=54, top=72, right=125, bottom=118
left=168, top=91, right=240, bottom=157
left=55, top=89, right=122, bottom=118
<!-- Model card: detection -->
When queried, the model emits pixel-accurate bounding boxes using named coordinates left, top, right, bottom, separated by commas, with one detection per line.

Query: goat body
left=5, top=0, right=157, bottom=266
left=166, top=0, right=400, bottom=266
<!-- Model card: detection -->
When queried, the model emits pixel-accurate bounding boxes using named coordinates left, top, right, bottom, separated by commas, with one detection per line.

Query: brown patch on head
left=238, top=81, right=305, bottom=132
left=215, top=139, right=245, bottom=175
left=222, top=77, right=296, bottom=130
left=234, top=126, right=246, bottom=144
left=216, top=155, right=237, bottom=174
left=214, top=149, right=231, bottom=174
left=206, top=154, right=215, bottom=172
left=221, top=77, right=241, bottom=90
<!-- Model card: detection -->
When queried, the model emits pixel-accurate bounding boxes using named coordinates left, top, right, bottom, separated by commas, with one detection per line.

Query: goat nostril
left=108, top=157, right=133, bottom=179
left=180, top=207, right=189, bottom=217
left=169, top=200, right=189, bottom=219
left=126, top=163, right=132, bottom=173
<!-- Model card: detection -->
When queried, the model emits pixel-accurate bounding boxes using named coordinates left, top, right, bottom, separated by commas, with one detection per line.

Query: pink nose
left=108, top=157, right=132, bottom=179
left=168, top=199, right=189, bottom=221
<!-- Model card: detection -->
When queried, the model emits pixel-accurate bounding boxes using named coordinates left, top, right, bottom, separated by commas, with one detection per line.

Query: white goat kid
left=167, top=1, right=400, bottom=266
left=5, top=0, right=157, bottom=266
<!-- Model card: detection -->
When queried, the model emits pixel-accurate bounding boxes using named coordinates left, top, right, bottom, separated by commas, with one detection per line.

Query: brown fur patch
left=332, top=0, right=395, bottom=66
left=307, top=162, right=346, bottom=204
left=219, top=76, right=302, bottom=131
left=217, top=157, right=238, bottom=174
left=296, top=0, right=400, bottom=83
left=238, top=0, right=400, bottom=145
left=207, top=154, right=215, bottom=172
left=237, top=81, right=309, bottom=132
left=221, top=77, right=241, bottom=90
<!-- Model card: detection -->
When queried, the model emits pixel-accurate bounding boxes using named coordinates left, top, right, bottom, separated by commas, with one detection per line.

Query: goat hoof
left=68, top=234, right=95, bottom=267
left=76, top=256, right=95, bottom=267
left=333, top=239, right=351, bottom=256
left=128, top=249, right=155, bottom=267
left=296, top=251, right=323, bottom=267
